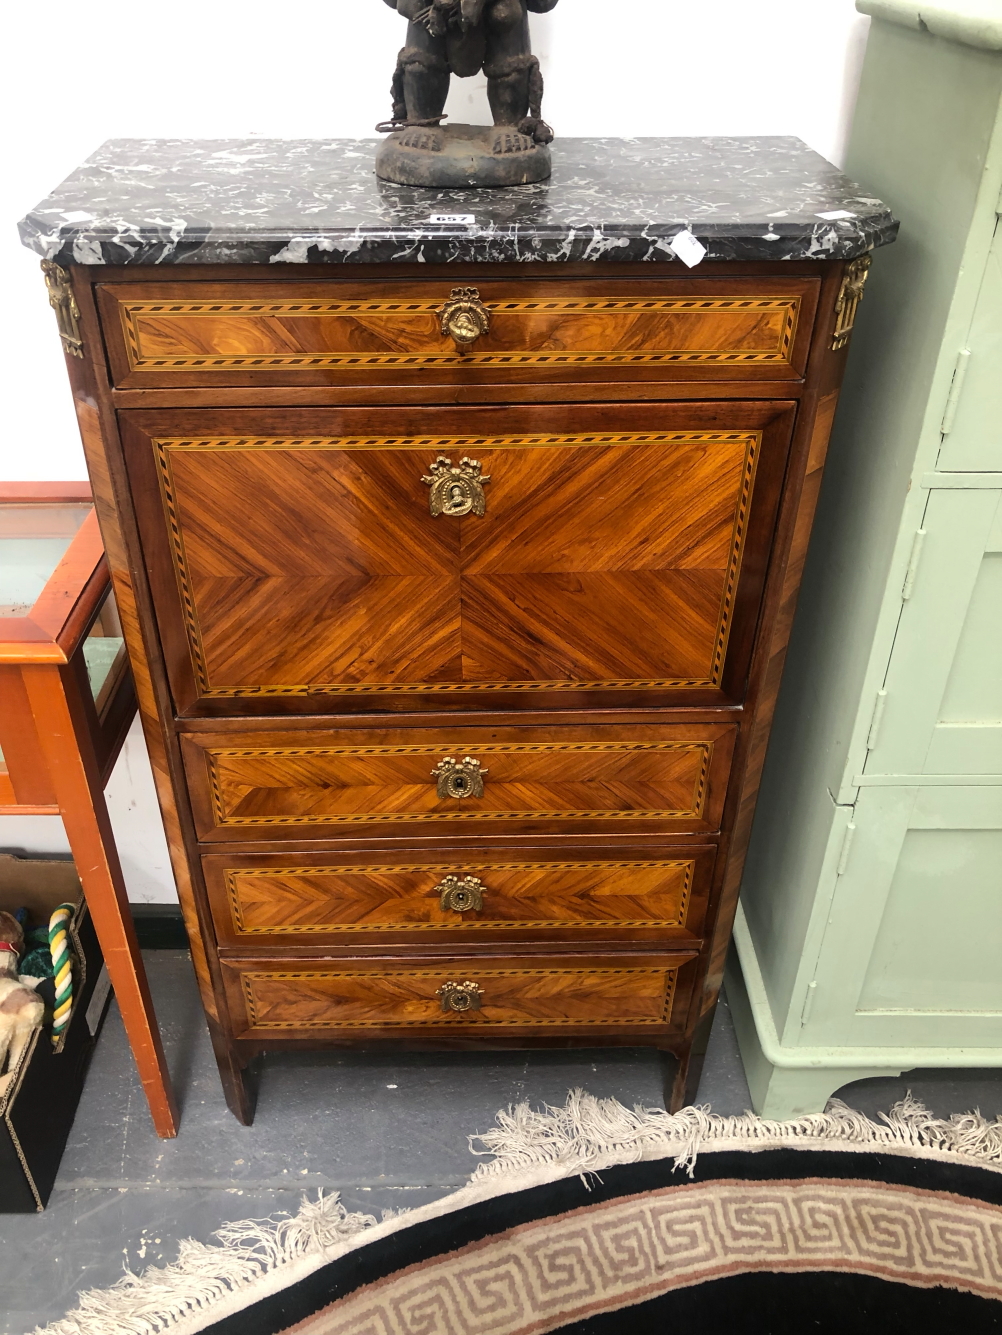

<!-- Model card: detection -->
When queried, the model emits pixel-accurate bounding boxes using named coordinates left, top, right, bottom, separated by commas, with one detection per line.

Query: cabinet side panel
left=735, top=390, right=852, bottom=1022
left=701, top=266, right=849, bottom=1019
left=66, top=270, right=227, bottom=1036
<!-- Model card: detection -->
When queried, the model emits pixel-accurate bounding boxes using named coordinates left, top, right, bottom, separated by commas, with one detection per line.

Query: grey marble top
left=18, top=137, right=897, bottom=268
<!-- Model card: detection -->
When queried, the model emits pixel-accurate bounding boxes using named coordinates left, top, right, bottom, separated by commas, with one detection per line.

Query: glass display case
left=0, top=498, right=129, bottom=767
left=0, top=482, right=177, bottom=1137
left=0, top=488, right=133, bottom=804
left=0, top=500, right=91, bottom=613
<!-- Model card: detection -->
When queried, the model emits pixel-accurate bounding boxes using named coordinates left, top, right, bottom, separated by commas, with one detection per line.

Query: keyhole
left=453, top=775, right=467, bottom=793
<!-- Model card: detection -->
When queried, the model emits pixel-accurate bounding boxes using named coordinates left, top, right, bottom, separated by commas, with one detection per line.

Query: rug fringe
left=469, top=1089, right=1002, bottom=1181
left=32, top=1191, right=377, bottom=1335
left=35, top=1092, right=1002, bottom=1335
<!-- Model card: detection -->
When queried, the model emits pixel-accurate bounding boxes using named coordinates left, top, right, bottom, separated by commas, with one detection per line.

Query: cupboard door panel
left=935, top=225, right=1002, bottom=472
left=123, top=403, right=793, bottom=714
left=864, top=489, right=1002, bottom=779
left=805, top=787, right=1002, bottom=1050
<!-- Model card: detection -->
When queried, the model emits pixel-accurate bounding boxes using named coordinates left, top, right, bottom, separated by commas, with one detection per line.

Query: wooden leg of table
left=22, top=665, right=179, bottom=1139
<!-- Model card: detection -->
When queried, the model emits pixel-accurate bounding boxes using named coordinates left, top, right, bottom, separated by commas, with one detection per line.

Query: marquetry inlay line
left=155, top=439, right=208, bottom=696
left=153, top=432, right=760, bottom=699
left=240, top=967, right=679, bottom=1028
left=223, top=860, right=695, bottom=934
left=157, top=431, right=754, bottom=453
left=126, top=297, right=796, bottom=316
left=122, top=296, right=800, bottom=370
left=209, top=742, right=711, bottom=755
left=205, top=679, right=716, bottom=697
left=713, top=428, right=760, bottom=684
left=205, top=741, right=712, bottom=828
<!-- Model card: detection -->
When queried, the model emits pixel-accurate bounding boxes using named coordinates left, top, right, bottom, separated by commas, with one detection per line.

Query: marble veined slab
left=18, top=136, right=896, bottom=267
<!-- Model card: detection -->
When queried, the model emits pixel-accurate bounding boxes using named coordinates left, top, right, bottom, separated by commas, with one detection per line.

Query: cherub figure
left=382, top=0, right=559, bottom=144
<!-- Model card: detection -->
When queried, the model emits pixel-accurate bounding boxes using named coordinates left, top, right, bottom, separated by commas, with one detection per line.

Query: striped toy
left=48, top=903, right=76, bottom=1045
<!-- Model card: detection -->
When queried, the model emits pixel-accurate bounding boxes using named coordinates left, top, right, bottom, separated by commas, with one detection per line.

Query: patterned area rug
left=38, top=1092, right=1002, bottom=1335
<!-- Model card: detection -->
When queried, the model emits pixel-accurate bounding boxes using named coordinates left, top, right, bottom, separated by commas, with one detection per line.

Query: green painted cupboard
left=727, top=0, right=1002, bottom=1118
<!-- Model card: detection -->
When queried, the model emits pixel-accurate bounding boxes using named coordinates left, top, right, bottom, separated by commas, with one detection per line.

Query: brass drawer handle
left=422, top=455, right=490, bottom=517
left=437, top=980, right=483, bottom=1013
left=436, top=875, right=486, bottom=913
left=432, top=755, right=487, bottom=799
left=440, top=286, right=491, bottom=348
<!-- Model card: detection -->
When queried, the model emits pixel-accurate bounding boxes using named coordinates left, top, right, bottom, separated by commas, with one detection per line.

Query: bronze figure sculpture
left=376, top=0, right=559, bottom=188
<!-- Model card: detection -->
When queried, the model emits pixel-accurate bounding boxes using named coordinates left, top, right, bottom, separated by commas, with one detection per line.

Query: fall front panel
left=122, top=403, right=794, bottom=713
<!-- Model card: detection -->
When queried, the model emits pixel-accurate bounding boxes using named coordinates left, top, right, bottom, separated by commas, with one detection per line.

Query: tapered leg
left=209, top=1023, right=258, bottom=1126
left=22, top=664, right=179, bottom=1138
left=663, top=1009, right=717, bottom=1113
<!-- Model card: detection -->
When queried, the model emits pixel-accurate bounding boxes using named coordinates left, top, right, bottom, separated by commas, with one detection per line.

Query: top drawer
left=97, top=276, right=819, bottom=390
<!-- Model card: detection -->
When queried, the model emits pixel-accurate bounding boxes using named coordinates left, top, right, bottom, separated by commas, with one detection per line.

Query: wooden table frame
left=0, top=481, right=178, bottom=1137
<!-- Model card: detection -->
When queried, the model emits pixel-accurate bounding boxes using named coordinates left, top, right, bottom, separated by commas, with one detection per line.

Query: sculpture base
left=375, top=123, right=552, bottom=189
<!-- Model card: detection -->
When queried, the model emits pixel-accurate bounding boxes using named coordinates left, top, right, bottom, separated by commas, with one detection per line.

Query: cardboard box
left=0, top=853, right=109, bottom=1211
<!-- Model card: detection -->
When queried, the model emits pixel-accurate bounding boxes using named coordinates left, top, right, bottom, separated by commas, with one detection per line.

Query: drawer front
left=183, top=723, right=735, bottom=841
left=220, top=953, right=695, bottom=1038
left=124, top=402, right=794, bottom=714
left=204, top=847, right=714, bottom=946
left=99, top=277, right=818, bottom=388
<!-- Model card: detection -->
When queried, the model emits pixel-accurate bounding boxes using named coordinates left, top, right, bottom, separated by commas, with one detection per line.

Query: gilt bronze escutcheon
left=436, top=875, right=486, bottom=913
left=422, top=455, right=490, bottom=517
left=437, top=980, right=484, bottom=1013
left=431, top=756, right=487, bottom=799
left=439, top=286, right=491, bottom=347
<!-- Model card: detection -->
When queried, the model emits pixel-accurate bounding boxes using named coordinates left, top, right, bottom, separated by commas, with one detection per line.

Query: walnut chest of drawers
left=21, top=136, right=896, bottom=1121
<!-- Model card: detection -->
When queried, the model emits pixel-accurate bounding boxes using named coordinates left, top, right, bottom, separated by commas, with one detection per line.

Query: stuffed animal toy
left=0, top=978, right=45, bottom=1090
left=0, top=911, right=24, bottom=979
left=0, top=910, right=46, bottom=1096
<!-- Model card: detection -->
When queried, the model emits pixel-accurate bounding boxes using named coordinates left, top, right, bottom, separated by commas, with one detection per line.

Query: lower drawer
left=220, top=953, right=695, bottom=1039
left=204, top=848, right=714, bottom=947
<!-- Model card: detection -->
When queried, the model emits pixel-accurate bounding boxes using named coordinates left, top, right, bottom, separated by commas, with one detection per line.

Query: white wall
left=0, top=0, right=870, bottom=901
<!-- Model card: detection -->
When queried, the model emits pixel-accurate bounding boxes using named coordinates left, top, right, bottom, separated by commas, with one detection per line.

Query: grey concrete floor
left=1, top=949, right=1000, bottom=1334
